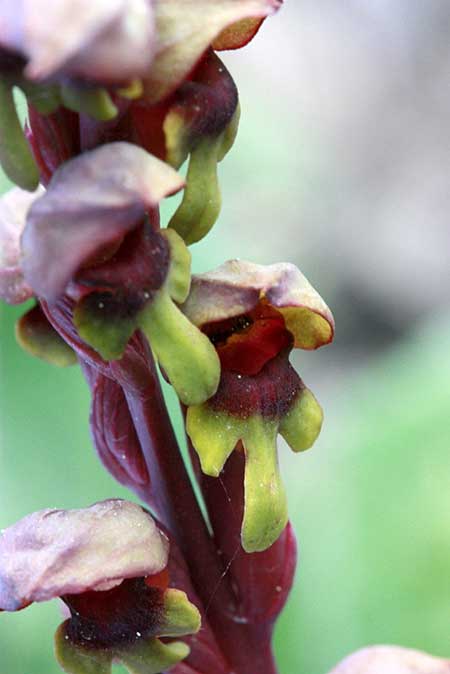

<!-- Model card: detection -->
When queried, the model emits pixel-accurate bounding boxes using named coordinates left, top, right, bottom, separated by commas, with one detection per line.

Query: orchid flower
left=1, top=3, right=437, bottom=674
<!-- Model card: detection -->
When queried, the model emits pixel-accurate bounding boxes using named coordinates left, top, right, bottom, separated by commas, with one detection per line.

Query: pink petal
left=0, top=0, right=155, bottom=82
left=0, top=500, right=168, bottom=611
left=182, top=260, right=335, bottom=350
left=21, top=142, right=184, bottom=302
left=0, top=186, right=43, bottom=304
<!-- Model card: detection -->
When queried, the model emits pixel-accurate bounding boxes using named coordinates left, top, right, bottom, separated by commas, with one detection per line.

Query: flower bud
left=0, top=0, right=155, bottom=84
left=328, top=646, right=450, bottom=674
left=85, top=364, right=150, bottom=491
left=133, top=50, right=240, bottom=245
left=26, top=106, right=80, bottom=186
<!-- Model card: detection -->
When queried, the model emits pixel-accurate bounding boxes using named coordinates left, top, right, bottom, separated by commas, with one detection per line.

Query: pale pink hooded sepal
left=0, top=499, right=168, bottom=611
left=0, top=0, right=155, bottom=83
left=182, top=259, right=335, bottom=350
left=21, top=141, right=184, bottom=302
left=328, top=646, right=450, bottom=674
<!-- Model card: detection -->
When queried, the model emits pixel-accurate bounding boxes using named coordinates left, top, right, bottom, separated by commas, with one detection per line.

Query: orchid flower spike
left=0, top=0, right=281, bottom=188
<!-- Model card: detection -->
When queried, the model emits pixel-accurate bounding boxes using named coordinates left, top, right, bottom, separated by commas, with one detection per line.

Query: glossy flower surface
left=0, top=499, right=168, bottom=611
left=183, top=259, right=334, bottom=350
left=0, top=0, right=280, bottom=90
left=0, top=142, right=221, bottom=404
left=183, top=260, right=334, bottom=551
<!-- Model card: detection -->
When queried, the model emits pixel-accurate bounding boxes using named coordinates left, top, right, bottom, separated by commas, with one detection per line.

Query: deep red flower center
left=203, top=301, right=292, bottom=376
left=62, top=575, right=165, bottom=648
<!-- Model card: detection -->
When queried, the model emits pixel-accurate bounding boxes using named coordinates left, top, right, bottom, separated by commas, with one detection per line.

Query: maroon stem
left=121, top=341, right=279, bottom=674
left=118, top=341, right=230, bottom=600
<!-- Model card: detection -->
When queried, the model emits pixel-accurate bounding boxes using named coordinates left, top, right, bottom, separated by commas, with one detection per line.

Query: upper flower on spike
left=0, top=500, right=200, bottom=674
left=328, top=646, right=450, bottom=674
left=0, top=500, right=168, bottom=611
left=183, top=260, right=334, bottom=552
left=6, top=142, right=220, bottom=404
left=0, top=0, right=281, bottom=190
left=0, top=0, right=280, bottom=90
left=143, top=0, right=282, bottom=104
left=0, top=0, right=155, bottom=83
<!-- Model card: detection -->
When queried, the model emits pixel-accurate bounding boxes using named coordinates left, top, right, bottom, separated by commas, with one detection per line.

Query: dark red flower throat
left=203, top=301, right=292, bottom=376
left=62, top=570, right=169, bottom=649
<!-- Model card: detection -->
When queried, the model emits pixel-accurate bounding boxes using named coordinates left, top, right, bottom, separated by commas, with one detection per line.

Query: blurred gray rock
left=219, top=0, right=450, bottom=352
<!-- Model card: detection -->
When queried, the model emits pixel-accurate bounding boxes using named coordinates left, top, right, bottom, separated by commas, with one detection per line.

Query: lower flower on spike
left=182, top=260, right=335, bottom=553
left=328, top=646, right=450, bottom=674
left=0, top=500, right=200, bottom=674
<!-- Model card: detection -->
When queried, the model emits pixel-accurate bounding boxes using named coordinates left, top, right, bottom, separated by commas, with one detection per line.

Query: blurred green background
left=1, top=2, right=449, bottom=673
